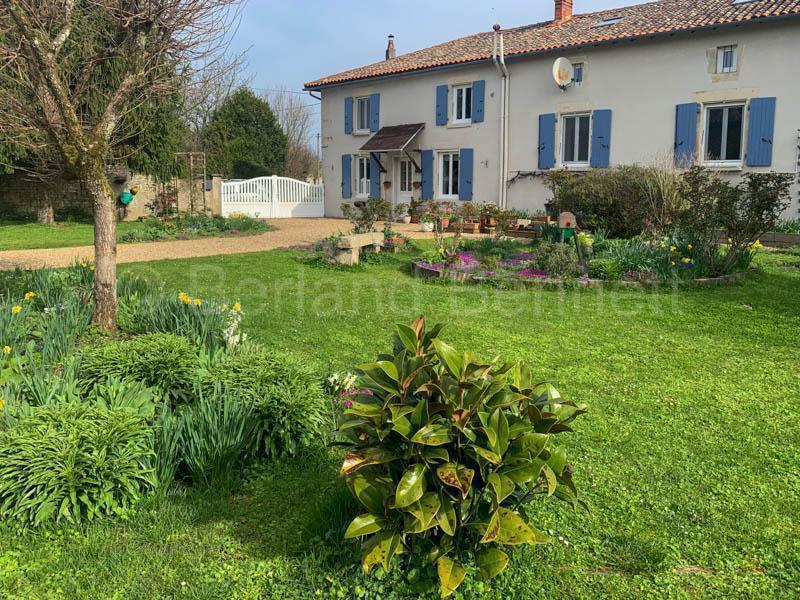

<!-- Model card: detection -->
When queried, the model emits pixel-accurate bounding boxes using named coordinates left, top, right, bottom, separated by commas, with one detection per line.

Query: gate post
left=271, top=175, right=278, bottom=218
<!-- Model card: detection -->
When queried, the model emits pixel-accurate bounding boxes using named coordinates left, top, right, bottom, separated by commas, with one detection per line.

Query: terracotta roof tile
left=305, top=0, right=800, bottom=89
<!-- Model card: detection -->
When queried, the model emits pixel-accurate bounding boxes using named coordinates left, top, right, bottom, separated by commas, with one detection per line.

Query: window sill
left=447, top=121, right=472, bottom=129
left=562, top=163, right=591, bottom=172
left=703, top=162, right=743, bottom=172
left=352, top=130, right=371, bottom=137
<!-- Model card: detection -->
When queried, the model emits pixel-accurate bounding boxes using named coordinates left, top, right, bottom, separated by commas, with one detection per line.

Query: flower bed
left=117, top=213, right=273, bottom=244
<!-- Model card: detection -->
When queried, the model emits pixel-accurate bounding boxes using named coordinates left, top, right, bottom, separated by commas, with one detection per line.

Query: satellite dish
left=552, top=57, right=575, bottom=90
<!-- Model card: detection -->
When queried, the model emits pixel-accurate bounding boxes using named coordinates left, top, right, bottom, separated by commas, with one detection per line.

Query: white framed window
left=716, top=45, right=738, bottom=74
left=399, top=159, right=413, bottom=193
left=438, top=152, right=460, bottom=199
left=452, top=84, right=473, bottom=124
left=356, top=96, right=371, bottom=133
left=704, top=103, right=745, bottom=165
left=561, top=113, right=591, bottom=166
left=356, top=156, right=371, bottom=197
left=572, top=63, right=584, bottom=86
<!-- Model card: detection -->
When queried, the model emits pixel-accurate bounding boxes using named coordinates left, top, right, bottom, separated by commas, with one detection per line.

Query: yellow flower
left=194, top=298, right=202, bottom=306
left=687, top=244, right=693, bottom=250
left=232, top=302, right=241, bottom=312
left=89, top=265, right=95, bottom=271
left=10, top=305, right=21, bottom=314
left=2, top=345, right=11, bottom=354
left=221, top=304, right=229, bottom=311
left=24, top=291, right=36, bottom=301
left=0, top=397, right=4, bottom=411
left=660, top=242, right=667, bottom=249
left=682, top=257, right=691, bottom=264
left=670, top=246, right=677, bottom=252
left=752, top=240, right=763, bottom=250
left=80, top=262, right=88, bottom=268
left=671, top=261, right=676, bottom=266
left=727, top=238, right=733, bottom=245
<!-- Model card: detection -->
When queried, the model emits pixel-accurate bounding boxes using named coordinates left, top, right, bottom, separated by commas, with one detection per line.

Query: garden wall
left=0, top=172, right=219, bottom=222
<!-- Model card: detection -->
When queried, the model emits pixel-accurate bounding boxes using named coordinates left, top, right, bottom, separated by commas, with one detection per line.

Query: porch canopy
left=359, top=123, right=425, bottom=153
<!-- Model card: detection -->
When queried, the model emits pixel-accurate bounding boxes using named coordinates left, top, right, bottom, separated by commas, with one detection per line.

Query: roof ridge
left=306, top=0, right=800, bottom=89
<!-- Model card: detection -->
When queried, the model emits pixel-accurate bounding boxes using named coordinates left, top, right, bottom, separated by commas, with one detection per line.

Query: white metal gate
left=221, top=176, right=324, bottom=218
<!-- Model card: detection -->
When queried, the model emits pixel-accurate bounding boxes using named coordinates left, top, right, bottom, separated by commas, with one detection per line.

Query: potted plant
left=409, top=198, right=423, bottom=224
left=394, top=203, right=411, bottom=224
left=420, top=213, right=435, bottom=232
left=383, top=180, right=392, bottom=190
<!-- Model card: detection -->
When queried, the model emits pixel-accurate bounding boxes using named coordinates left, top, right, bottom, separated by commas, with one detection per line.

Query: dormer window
left=716, top=45, right=738, bottom=74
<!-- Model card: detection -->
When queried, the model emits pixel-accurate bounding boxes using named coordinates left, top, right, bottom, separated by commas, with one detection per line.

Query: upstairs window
left=439, top=152, right=460, bottom=198
left=453, top=84, right=473, bottom=124
left=716, top=45, right=738, bottom=73
left=572, top=62, right=584, bottom=86
left=356, top=97, right=371, bottom=133
left=562, top=114, right=591, bottom=166
left=704, top=104, right=744, bottom=164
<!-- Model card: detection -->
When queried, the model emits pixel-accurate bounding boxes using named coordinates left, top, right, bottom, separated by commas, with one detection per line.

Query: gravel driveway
left=0, top=218, right=449, bottom=270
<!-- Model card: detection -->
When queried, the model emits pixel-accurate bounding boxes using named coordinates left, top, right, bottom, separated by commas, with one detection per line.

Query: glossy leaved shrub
left=335, top=318, right=587, bottom=597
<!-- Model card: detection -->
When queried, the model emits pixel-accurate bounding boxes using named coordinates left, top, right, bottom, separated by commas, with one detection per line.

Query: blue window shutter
left=344, top=97, right=353, bottom=135
left=674, top=103, right=700, bottom=166
left=538, top=114, right=556, bottom=170
left=342, top=155, right=352, bottom=199
left=590, top=109, right=612, bottom=168
left=421, top=150, right=434, bottom=200
left=370, top=154, right=381, bottom=198
left=472, top=81, right=485, bottom=123
left=746, top=97, right=776, bottom=167
left=436, top=85, right=449, bottom=126
left=459, top=149, right=474, bottom=201
left=369, top=93, right=381, bottom=133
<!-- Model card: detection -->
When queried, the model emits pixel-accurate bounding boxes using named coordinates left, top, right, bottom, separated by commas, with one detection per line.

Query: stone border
left=411, top=260, right=750, bottom=288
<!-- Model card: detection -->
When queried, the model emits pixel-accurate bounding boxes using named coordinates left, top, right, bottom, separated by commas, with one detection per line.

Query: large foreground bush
left=202, top=346, right=328, bottom=458
left=0, top=404, right=155, bottom=527
left=80, top=333, right=199, bottom=403
left=335, top=318, right=587, bottom=597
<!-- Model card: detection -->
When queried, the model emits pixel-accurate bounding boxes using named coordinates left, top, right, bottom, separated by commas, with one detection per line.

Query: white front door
left=395, top=157, right=414, bottom=207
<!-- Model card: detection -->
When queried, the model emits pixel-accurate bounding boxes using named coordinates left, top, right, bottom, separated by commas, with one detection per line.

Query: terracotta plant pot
left=383, top=181, right=392, bottom=189
left=439, top=217, right=450, bottom=229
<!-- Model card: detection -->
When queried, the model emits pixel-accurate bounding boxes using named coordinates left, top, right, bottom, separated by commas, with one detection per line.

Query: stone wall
left=0, top=172, right=220, bottom=222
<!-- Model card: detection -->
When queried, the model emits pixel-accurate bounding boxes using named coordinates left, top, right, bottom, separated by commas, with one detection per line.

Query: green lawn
left=0, top=220, right=144, bottom=251
left=1, top=247, right=799, bottom=598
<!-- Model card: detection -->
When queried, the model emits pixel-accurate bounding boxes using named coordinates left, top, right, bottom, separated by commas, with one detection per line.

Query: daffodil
left=11, top=305, right=21, bottom=314
left=0, top=397, right=4, bottom=411
left=232, top=302, right=241, bottom=312
left=80, top=262, right=88, bottom=268
left=687, top=244, right=693, bottom=250
left=89, top=265, right=95, bottom=271
left=671, top=261, right=676, bottom=266
left=194, top=298, right=202, bottom=306
left=682, top=257, right=691, bottom=264
left=24, top=291, right=36, bottom=301
left=670, top=246, right=677, bottom=252
left=660, top=242, right=667, bottom=249
left=2, top=345, right=11, bottom=354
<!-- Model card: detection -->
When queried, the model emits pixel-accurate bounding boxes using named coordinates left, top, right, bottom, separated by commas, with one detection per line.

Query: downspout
left=492, top=26, right=510, bottom=209
left=499, top=33, right=510, bottom=209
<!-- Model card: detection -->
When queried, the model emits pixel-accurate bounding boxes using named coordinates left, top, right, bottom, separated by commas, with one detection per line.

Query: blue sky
left=230, top=1, right=651, bottom=137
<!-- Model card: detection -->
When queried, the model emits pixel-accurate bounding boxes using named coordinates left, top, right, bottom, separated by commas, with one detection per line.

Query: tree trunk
left=84, top=163, right=117, bottom=331
left=36, top=201, right=55, bottom=224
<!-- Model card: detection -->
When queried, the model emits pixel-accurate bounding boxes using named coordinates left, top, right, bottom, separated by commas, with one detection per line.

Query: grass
left=0, top=220, right=145, bottom=251
left=1, top=245, right=799, bottom=598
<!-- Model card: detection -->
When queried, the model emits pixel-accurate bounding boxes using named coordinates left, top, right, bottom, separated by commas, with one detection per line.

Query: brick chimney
left=385, top=35, right=396, bottom=60
left=555, top=0, right=574, bottom=22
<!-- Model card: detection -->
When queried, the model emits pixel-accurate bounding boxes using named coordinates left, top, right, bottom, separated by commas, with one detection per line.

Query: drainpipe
left=500, top=33, right=510, bottom=209
left=492, top=25, right=510, bottom=209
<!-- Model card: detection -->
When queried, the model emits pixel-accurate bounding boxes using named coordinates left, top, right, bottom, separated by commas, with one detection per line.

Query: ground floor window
left=704, top=103, right=744, bottom=164
left=562, top=113, right=590, bottom=166
left=356, top=156, right=371, bottom=197
left=439, top=152, right=460, bottom=199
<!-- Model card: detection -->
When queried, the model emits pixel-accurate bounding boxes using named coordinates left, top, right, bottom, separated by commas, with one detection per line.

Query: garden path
left=0, top=219, right=458, bottom=270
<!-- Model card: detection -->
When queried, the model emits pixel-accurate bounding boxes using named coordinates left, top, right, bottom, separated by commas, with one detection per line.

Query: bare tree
left=0, top=0, right=242, bottom=330
left=265, top=87, right=320, bottom=181
left=185, top=50, right=252, bottom=152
